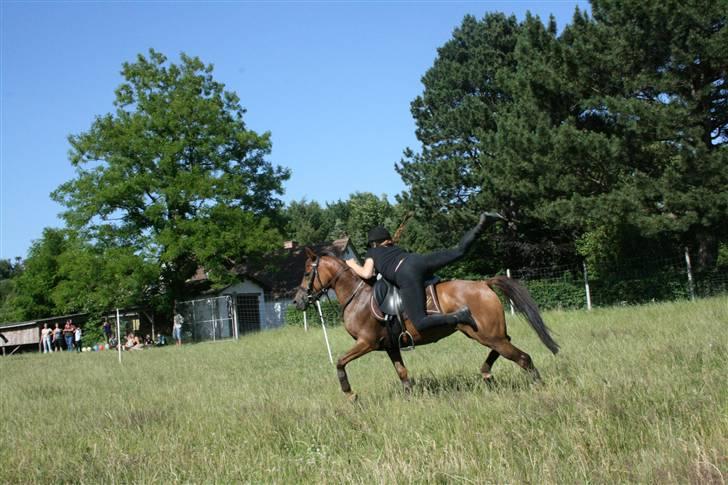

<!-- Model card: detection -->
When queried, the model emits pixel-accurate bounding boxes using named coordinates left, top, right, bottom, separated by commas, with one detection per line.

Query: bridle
left=300, top=255, right=364, bottom=313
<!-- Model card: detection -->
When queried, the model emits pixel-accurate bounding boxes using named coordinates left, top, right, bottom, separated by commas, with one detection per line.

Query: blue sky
left=1, top=0, right=587, bottom=260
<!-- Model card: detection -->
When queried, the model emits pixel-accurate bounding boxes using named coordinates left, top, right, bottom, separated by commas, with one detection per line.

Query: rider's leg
left=420, top=211, right=505, bottom=273
left=397, top=275, right=477, bottom=332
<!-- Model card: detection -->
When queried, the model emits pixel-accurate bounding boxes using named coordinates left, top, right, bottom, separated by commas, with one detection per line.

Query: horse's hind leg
left=386, top=347, right=412, bottom=394
left=481, top=350, right=500, bottom=382
left=480, top=336, right=509, bottom=382
left=488, top=338, right=541, bottom=382
left=336, top=340, right=375, bottom=402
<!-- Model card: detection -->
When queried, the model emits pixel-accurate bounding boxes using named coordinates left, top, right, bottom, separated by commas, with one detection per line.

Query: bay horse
left=293, top=247, right=559, bottom=400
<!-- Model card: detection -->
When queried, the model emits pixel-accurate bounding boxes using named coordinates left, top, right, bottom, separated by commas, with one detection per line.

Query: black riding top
left=365, top=245, right=409, bottom=281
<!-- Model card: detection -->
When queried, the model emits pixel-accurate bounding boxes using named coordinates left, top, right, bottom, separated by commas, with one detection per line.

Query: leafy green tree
left=565, top=0, right=728, bottom=268
left=6, top=229, right=69, bottom=320
left=0, top=258, right=22, bottom=322
left=399, top=4, right=727, bottom=272
left=398, top=12, right=573, bottom=269
left=283, top=199, right=332, bottom=245
left=52, top=50, right=290, bottom=303
left=345, top=192, right=395, bottom=253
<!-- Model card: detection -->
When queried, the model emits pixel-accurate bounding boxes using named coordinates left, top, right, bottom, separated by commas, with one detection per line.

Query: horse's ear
left=304, top=247, right=317, bottom=259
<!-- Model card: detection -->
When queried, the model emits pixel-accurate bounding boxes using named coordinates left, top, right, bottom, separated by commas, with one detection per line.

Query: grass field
left=2, top=297, right=727, bottom=484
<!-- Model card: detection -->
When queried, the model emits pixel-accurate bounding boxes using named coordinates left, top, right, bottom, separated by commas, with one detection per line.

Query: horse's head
left=293, top=247, right=334, bottom=311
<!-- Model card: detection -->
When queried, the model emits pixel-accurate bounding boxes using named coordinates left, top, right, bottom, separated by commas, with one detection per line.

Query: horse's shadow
left=397, top=372, right=534, bottom=397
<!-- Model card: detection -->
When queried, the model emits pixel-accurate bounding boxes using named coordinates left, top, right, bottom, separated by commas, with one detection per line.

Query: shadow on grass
left=395, top=373, right=535, bottom=397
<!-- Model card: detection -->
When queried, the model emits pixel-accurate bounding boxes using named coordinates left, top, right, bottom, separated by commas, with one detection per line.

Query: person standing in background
left=173, top=310, right=183, bottom=347
left=102, top=319, right=112, bottom=343
left=52, top=323, right=63, bottom=352
left=40, top=323, right=53, bottom=354
left=63, top=320, right=74, bottom=352
left=74, top=325, right=82, bottom=352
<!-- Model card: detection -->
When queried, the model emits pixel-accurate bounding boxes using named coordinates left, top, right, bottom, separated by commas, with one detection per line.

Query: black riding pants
left=393, top=223, right=480, bottom=332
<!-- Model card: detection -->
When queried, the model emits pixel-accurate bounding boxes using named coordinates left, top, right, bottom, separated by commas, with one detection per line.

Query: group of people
left=119, top=332, right=168, bottom=351
left=40, top=320, right=81, bottom=353
left=39, top=318, right=175, bottom=354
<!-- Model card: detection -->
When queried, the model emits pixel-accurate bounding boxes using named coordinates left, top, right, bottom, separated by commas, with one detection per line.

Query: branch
left=392, top=212, right=414, bottom=244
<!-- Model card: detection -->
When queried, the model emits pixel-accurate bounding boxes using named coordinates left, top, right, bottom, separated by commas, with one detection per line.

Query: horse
left=293, top=247, right=559, bottom=400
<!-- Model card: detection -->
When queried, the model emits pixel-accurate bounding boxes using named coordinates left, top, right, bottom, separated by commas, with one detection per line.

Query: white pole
left=506, top=269, right=515, bottom=315
left=582, top=261, right=593, bottom=311
left=685, top=247, right=696, bottom=301
left=211, top=299, right=216, bottom=342
left=303, top=309, right=308, bottom=332
left=231, top=297, right=239, bottom=340
left=116, top=308, right=122, bottom=363
left=315, top=301, right=334, bottom=365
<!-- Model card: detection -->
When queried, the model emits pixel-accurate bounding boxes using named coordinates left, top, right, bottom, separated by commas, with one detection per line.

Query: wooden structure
left=0, top=313, right=86, bottom=356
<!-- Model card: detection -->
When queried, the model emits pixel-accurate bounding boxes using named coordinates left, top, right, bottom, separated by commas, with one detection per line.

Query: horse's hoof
left=347, top=393, right=359, bottom=403
left=482, top=372, right=495, bottom=385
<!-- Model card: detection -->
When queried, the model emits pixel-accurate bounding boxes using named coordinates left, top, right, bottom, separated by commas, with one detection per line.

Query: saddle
left=370, top=276, right=443, bottom=351
left=370, top=277, right=443, bottom=321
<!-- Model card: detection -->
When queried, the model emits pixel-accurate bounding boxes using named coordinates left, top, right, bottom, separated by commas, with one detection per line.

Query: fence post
left=506, top=269, right=515, bottom=315
left=582, top=261, right=592, bottom=311
left=231, top=296, right=239, bottom=340
left=684, top=247, right=696, bottom=301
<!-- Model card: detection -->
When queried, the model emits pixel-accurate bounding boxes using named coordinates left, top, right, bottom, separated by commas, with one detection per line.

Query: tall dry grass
left=1, top=297, right=726, bottom=483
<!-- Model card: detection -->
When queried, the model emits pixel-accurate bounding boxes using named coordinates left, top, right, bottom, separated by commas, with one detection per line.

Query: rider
left=345, top=211, right=505, bottom=333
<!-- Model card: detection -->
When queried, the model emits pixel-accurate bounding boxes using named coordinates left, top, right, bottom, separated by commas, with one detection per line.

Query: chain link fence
left=508, top=250, right=728, bottom=310
left=176, top=293, right=288, bottom=343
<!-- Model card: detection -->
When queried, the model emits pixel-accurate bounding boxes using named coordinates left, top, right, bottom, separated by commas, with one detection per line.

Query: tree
left=566, top=0, right=728, bottom=268
left=398, top=4, right=727, bottom=272
left=283, top=199, right=332, bottom=245
left=398, top=12, right=575, bottom=269
left=0, top=258, right=23, bottom=322
left=345, top=192, right=395, bottom=253
left=52, top=50, right=290, bottom=304
left=6, top=229, right=69, bottom=320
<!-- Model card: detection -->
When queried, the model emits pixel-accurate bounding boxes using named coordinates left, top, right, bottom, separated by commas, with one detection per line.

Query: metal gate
left=176, top=296, right=235, bottom=342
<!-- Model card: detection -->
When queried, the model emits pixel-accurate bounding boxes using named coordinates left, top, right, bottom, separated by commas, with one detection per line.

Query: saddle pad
left=370, top=283, right=443, bottom=322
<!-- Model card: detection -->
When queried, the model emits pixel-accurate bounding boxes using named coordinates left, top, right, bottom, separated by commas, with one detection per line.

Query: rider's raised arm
left=346, top=257, right=375, bottom=279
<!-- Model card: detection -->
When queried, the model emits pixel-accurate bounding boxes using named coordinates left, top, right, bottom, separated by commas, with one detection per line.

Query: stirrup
left=398, top=331, right=415, bottom=351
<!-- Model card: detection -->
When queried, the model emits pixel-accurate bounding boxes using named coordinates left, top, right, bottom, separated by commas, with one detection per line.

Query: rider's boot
left=414, top=306, right=478, bottom=332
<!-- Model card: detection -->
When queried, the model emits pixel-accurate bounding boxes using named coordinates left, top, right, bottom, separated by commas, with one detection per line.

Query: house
left=177, top=238, right=360, bottom=340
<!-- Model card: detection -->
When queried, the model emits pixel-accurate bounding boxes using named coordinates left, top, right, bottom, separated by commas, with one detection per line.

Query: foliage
left=522, top=278, right=586, bottom=310
left=284, top=300, right=341, bottom=327
left=282, top=192, right=395, bottom=255
left=6, top=229, right=70, bottom=320
left=51, top=49, right=290, bottom=307
left=398, top=3, right=728, bottom=273
left=4, top=228, right=157, bottom=321
left=282, top=199, right=331, bottom=246
left=0, top=258, right=23, bottom=322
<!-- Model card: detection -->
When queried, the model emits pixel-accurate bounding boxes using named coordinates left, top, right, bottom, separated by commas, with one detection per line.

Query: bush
left=521, top=279, right=586, bottom=310
left=285, top=300, right=341, bottom=327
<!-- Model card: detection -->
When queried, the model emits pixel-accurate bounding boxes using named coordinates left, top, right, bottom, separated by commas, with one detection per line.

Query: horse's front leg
left=336, top=339, right=375, bottom=402
left=385, top=346, right=412, bottom=394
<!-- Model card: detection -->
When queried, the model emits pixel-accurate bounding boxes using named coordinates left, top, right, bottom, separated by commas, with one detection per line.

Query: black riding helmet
left=367, top=226, right=392, bottom=245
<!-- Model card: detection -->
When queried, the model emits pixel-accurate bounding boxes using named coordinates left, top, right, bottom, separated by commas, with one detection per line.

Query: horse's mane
left=319, top=249, right=341, bottom=259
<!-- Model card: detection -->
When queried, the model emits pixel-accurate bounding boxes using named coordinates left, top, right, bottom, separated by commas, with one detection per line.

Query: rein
left=302, top=256, right=365, bottom=315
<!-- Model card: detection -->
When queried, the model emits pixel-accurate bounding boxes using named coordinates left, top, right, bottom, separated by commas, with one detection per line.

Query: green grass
left=2, top=297, right=727, bottom=483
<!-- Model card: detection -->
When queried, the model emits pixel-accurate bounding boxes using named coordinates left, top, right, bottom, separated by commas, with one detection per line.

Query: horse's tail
left=487, top=275, right=559, bottom=354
